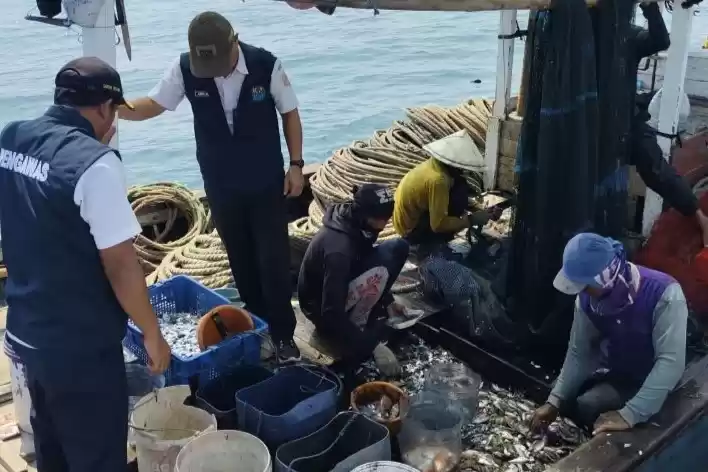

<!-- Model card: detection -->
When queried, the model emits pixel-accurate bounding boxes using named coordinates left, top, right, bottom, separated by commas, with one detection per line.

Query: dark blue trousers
left=14, top=342, right=128, bottom=472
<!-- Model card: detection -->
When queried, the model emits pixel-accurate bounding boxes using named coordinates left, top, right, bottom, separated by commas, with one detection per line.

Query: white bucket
left=130, top=387, right=217, bottom=472
left=351, top=461, right=419, bottom=472
left=175, top=430, right=272, bottom=472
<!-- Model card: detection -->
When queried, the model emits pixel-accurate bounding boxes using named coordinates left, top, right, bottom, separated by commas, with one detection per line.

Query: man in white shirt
left=119, top=11, right=303, bottom=362
left=0, top=56, right=171, bottom=472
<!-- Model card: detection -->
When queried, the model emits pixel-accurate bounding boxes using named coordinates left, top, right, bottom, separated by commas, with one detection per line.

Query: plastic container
left=213, top=287, right=245, bottom=308
left=130, top=387, right=217, bottom=472
left=351, top=461, right=419, bottom=472
left=123, top=275, right=268, bottom=386
left=126, top=363, right=165, bottom=412
left=5, top=342, right=34, bottom=458
left=274, top=411, right=390, bottom=472
left=236, top=365, right=339, bottom=449
left=398, top=392, right=464, bottom=472
left=350, top=381, right=409, bottom=435
left=423, top=362, right=481, bottom=420
left=195, top=364, right=274, bottom=429
left=197, top=304, right=255, bottom=351
left=175, top=430, right=272, bottom=472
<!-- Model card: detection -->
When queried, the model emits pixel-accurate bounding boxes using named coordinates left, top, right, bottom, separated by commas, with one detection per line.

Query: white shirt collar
left=234, top=45, right=248, bottom=76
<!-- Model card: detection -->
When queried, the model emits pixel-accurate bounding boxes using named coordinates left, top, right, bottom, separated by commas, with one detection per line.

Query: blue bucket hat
left=553, top=233, right=618, bottom=295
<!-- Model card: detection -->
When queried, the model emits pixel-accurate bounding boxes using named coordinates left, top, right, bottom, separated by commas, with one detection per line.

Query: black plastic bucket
left=275, top=411, right=390, bottom=472
left=195, top=364, right=273, bottom=429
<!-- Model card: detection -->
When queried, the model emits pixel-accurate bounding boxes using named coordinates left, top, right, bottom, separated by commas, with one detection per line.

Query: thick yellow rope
left=142, top=99, right=495, bottom=288
left=129, top=182, right=209, bottom=274
left=146, top=231, right=233, bottom=288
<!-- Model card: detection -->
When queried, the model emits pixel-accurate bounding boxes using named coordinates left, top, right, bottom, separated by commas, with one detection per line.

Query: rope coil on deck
left=290, top=99, right=494, bottom=245
left=129, top=182, right=209, bottom=274
left=138, top=100, right=493, bottom=291
left=146, top=231, right=234, bottom=288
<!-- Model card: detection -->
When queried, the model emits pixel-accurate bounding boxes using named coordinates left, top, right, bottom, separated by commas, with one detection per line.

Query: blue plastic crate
left=122, top=275, right=268, bottom=386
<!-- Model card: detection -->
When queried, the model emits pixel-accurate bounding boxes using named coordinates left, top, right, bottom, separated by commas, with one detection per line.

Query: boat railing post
left=484, top=9, right=518, bottom=191
left=641, top=3, right=696, bottom=236
left=80, top=0, right=119, bottom=149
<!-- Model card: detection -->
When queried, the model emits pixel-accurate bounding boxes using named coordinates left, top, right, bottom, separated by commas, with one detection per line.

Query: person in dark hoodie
left=629, top=2, right=708, bottom=245
left=298, top=184, right=411, bottom=376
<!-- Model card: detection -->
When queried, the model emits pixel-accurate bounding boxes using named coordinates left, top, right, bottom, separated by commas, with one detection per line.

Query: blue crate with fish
left=123, top=275, right=268, bottom=386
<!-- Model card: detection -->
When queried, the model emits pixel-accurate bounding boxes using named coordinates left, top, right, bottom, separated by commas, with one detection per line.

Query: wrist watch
left=290, top=159, right=305, bottom=169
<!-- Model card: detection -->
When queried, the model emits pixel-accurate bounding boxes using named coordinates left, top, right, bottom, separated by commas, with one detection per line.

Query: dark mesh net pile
left=504, top=0, right=634, bottom=356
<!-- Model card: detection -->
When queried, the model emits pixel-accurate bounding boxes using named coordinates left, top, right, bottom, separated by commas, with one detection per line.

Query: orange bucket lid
left=196, top=304, right=255, bottom=352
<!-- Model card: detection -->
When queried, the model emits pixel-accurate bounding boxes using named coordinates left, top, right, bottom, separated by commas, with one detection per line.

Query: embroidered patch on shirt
left=251, top=86, right=266, bottom=102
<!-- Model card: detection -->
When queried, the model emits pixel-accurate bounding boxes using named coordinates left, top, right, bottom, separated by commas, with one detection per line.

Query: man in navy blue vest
left=530, top=233, right=686, bottom=435
left=0, top=57, right=171, bottom=472
left=119, top=11, right=303, bottom=362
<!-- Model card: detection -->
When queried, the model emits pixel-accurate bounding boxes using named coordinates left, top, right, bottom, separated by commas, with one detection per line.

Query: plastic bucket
left=236, top=365, right=339, bottom=448
left=398, top=393, right=464, bottom=472
left=350, top=381, right=409, bottom=435
left=423, top=362, right=481, bottom=420
left=351, top=461, right=419, bottom=472
left=195, top=365, right=274, bottom=429
left=275, top=411, right=390, bottom=472
left=126, top=363, right=166, bottom=412
left=175, top=430, right=272, bottom=472
left=130, top=387, right=217, bottom=472
left=6, top=344, right=34, bottom=458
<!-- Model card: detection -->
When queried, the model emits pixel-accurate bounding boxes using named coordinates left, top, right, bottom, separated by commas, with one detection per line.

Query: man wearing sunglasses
left=120, top=12, right=304, bottom=362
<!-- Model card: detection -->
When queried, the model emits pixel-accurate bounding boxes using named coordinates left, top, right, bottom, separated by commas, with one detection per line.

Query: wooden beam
left=271, top=0, right=658, bottom=13
left=484, top=9, right=517, bottom=190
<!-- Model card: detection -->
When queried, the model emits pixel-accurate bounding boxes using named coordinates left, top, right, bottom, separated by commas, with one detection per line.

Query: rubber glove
left=468, top=210, right=491, bottom=227
left=373, top=343, right=401, bottom=377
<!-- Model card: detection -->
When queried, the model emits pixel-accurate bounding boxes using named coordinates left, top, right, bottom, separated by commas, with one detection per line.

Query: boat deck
left=0, top=269, right=444, bottom=472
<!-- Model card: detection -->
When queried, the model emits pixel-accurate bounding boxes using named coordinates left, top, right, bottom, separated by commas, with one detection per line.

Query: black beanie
left=352, top=183, right=394, bottom=219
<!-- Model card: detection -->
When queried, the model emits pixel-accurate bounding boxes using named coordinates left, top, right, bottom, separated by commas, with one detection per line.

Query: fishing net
left=504, top=0, right=634, bottom=354
left=419, top=256, right=521, bottom=348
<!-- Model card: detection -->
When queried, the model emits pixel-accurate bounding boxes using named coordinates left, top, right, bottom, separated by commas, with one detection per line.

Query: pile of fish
left=129, top=311, right=201, bottom=357
left=363, top=336, right=589, bottom=471
left=358, top=394, right=401, bottom=422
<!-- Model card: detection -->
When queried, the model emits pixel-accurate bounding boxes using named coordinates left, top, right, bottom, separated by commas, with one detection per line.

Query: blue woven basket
left=122, top=275, right=268, bottom=386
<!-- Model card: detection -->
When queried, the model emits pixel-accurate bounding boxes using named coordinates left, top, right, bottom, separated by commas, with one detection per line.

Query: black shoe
left=276, top=339, right=302, bottom=363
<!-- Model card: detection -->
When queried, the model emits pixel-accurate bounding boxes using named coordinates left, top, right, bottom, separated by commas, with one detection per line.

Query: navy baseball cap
left=352, top=183, right=395, bottom=220
left=553, top=233, right=618, bottom=295
left=54, top=57, right=134, bottom=109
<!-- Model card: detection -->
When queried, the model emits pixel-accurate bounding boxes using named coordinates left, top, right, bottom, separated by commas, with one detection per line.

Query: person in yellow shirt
left=393, top=154, right=494, bottom=249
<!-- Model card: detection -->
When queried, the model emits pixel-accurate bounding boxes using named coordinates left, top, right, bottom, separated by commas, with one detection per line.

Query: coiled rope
left=129, top=182, right=209, bottom=274
left=146, top=231, right=233, bottom=288
left=140, top=99, right=494, bottom=288
left=289, top=99, right=494, bottom=247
